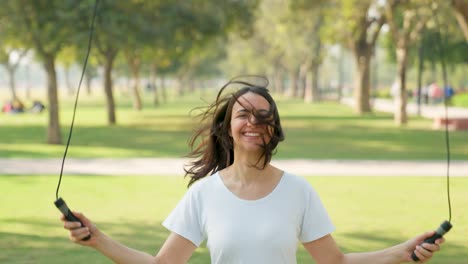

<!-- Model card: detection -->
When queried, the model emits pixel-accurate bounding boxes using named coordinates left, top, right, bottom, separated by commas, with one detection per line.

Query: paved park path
left=1, top=158, right=468, bottom=176
left=342, top=97, right=468, bottom=119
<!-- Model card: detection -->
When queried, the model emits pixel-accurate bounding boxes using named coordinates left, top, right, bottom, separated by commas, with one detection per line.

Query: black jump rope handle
left=55, top=197, right=91, bottom=241
left=411, top=220, right=452, bottom=262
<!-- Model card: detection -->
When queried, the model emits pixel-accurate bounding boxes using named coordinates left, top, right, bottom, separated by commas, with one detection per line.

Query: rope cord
left=432, top=6, right=452, bottom=222
left=56, top=0, right=100, bottom=199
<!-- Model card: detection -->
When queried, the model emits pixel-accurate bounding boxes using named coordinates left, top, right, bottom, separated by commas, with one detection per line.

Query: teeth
left=244, top=132, right=260, bottom=136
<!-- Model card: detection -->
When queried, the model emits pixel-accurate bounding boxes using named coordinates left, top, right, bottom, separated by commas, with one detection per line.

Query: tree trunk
left=272, top=66, right=283, bottom=94
left=129, top=57, right=142, bottom=111
left=103, top=53, right=117, bottom=125
left=160, top=76, right=167, bottom=103
left=150, top=63, right=159, bottom=106
left=352, top=48, right=372, bottom=114
left=394, top=46, right=409, bottom=125
left=189, top=78, right=196, bottom=93
left=85, top=69, right=92, bottom=96
left=43, top=54, right=62, bottom=144
left=305, top=58, right=321, bottom=103
left=337, top=46, right=344, bottom=102
left=311, top=62, right=320, bottom=102
left=416, top=37, right=425, bottom=116
left=176, top=76, right=185, bottom=97
left=304, top=69, right=312, bottom=103
left=25, top=65, right=31, bottom=99
left=64, top=66, right=73, bottom=96
left=306, top=14, right=323, bottom=103
left=7, top=66, right=17, bottom=101
left=286, top=69, right=298, bottom=98
left=298, top=62, right=308, bottom=99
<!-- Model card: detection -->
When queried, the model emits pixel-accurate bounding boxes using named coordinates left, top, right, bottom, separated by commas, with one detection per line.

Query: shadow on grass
left=296, top=231, right=468, bottom=264
left=1, top=218, right=466, bottom=264
left=0, top=218, right=210, bottom=264
left=338, top=231, right=467, bottom=264
left=1, top=123, right=192, bottom=158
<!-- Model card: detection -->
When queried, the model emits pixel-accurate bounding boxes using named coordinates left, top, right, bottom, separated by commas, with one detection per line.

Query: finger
left=421, top=242, right=440, bottom=252
left=419, top=231, right=435, bottom=242
left=63, top=221, right=82, bottom=230
left=415, top=245, right=434, bottom=261
left=71, top=211, right=91, bottom=227
left=435, top=237, right=445, bottom=245
left=70, top=227, right=90, bottom=242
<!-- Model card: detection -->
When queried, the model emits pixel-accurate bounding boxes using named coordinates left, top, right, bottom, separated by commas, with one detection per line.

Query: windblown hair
left=185, top=77, right=285, bottom=187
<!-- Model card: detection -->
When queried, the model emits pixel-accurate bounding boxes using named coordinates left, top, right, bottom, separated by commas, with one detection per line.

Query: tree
left=223, top=0, right=328, bottom=100
left=290, top=0, right=329, bottom=102
left=57, top=46, right=78, bottom=96
left=0, top=47, right=27, bottom=101
left=0, top=9, right=29, bottom=101
left=385, top=0, right=432, bottom=125
left=2, top=0, right=80, bottom=144
left=340, top=0, right=386, bottom=114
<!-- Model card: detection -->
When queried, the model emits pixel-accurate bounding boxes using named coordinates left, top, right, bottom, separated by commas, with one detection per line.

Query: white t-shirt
left=162, top=171, right=335, bottom=264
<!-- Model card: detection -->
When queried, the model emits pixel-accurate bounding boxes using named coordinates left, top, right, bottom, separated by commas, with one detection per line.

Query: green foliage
left=1, top=0, right=79, bottom=56
left=223, top=0, right=331, bottom=79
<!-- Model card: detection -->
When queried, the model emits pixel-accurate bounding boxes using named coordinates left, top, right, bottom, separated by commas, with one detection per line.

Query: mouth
left=242, top=132, right=261, bottom=137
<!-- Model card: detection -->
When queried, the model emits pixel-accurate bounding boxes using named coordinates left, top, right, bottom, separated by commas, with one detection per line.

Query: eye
left=256, top=110, right=273, bottom=121
left=236, top=109, right=250, bottom=119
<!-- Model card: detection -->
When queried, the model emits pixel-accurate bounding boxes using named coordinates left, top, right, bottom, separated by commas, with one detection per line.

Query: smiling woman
left=60, top=76, right=446, bottom=264
left=185, top=77, right=284, bottom=187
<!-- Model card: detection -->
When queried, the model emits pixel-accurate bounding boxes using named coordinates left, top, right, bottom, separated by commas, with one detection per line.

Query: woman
left=61, top=77, right=444, bottom=263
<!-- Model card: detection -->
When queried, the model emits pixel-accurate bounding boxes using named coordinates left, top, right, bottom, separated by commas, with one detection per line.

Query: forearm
left=343, top=244, right=405, bottom=264
left=93, top=232, right=157, bottom=264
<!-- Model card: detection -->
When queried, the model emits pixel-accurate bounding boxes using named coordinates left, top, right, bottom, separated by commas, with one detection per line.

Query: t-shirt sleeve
left=299, top=182, right=335, bottom=243
left=162, top=186, right=205, bottom=246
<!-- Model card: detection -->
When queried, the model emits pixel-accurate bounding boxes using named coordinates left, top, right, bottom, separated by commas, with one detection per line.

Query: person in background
left=30, top=100, right=45, bottom=114
left=2, top=100, right=13, bottom=113
left=444, top=85, right=455, bottom=106
left=428, top=82, right=443, bottom=104
left=9, top=99, right=25, bottom=113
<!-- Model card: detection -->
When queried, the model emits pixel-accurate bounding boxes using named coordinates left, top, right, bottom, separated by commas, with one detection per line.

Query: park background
left=1, top=0, right=468, bottom=263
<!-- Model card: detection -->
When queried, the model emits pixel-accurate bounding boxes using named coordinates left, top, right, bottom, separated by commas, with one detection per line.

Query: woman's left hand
left=403, top=231, right=444, bottom=263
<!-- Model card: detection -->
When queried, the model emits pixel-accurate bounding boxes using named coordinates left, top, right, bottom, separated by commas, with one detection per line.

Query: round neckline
left=215, top=171, right=286, bottom=204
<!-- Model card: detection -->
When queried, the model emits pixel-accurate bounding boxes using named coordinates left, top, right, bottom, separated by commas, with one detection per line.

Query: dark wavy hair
left=185, top=76, right=285, bottom=187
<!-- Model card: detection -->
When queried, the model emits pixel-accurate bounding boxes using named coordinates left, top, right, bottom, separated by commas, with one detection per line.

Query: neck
left=226, top=159, right=270, bottom=185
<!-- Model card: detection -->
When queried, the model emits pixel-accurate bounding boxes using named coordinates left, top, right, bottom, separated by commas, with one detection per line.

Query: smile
left=243, top=132, right=261, bottom=137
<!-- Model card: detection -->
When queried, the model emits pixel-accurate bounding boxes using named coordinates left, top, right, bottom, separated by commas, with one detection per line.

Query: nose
left=248, top=114, right=258, bottom=125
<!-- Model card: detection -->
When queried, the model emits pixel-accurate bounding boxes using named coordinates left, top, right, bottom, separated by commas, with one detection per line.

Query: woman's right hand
left=61, top=211, right=100, bottom=247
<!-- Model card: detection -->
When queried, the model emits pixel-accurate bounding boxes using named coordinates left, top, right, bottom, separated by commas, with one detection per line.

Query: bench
left=433, top=117, right=468, bottom=131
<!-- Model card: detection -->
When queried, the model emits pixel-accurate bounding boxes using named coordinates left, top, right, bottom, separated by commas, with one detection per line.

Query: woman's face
left=229, top=92, right=272, bottom=155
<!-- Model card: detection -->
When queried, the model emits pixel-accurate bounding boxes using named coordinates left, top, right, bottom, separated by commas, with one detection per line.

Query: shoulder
left=282, top=172, right=314, bottom=190
left=186, top=172, right=221, bottom=195
left=279, top=172, right=318, bottom=198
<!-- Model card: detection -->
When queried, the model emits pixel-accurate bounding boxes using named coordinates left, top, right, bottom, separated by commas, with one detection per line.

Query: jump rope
left=410, top=8, right=454, bottom=262
left=53, top=0, right=453, bottom=259
left=54, top=0, right=99, bottom=242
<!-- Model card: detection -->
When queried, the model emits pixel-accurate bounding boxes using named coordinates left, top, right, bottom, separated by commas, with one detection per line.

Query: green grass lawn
left=1, top=175, right=466, bottom=264
left=453, top=93, right=468, bottom=107
left=2, top=91, right=468, bottom=160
